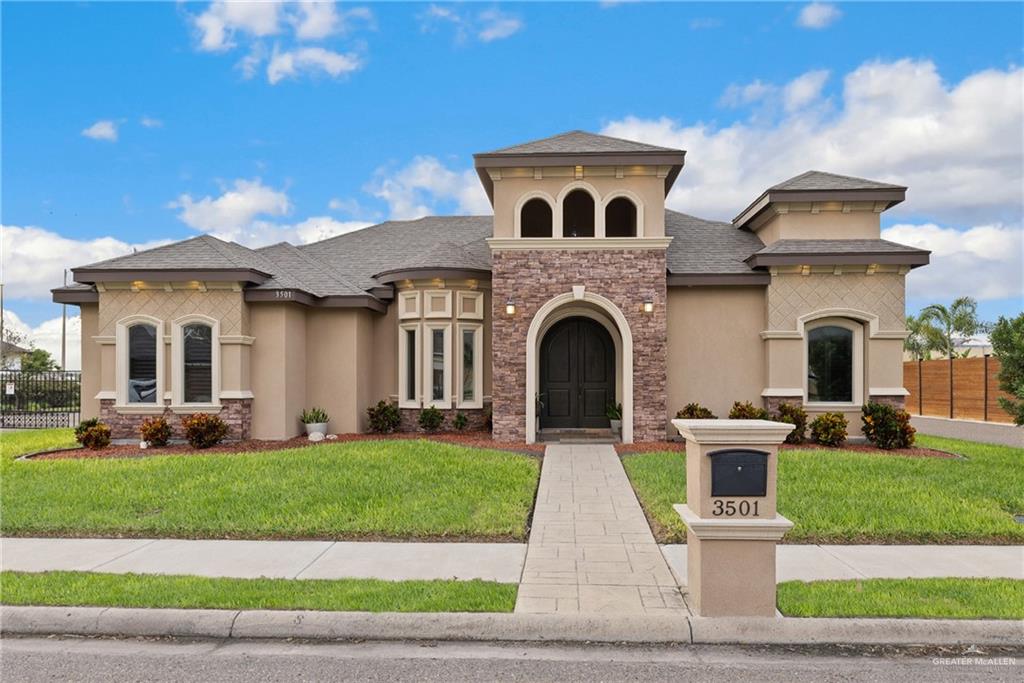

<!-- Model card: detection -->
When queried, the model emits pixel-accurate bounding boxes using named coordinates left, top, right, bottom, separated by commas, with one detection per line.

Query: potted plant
left=299, top=407, right=329, bottom=436
left=606, top=401, right=622, bottom=435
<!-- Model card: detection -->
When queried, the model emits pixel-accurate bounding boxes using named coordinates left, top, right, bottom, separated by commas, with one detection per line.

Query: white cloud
left=193, top=0, right=283, bottom=52
left=783, top=69, right=829, bottom=112
left=288, top=2, right=372, bottom=40
left=0, top=225, right=168, bottom=300
left=169, top=179, right=292, bottom=236
left=420, top=4, right=523, bottom=43
left=3, top=311, right=82, bottom=371
left=365, top=156, right=490, bottom=220
left=477, top=9, right=523, bottom=42
left=719, top=80, right=774, bottom=108
left=81, top=120, right=118, bottom=141
left=882, top=223, right=1023, bottom=302
left=266, top=45, right=362, bottom=84
left=139, top=116, right=163, bottom=128
left=602, top=59, right=1023, bottom=225
left=797, top=2, right=842, bottom=29
left=291, top=216, right=371, bottom=243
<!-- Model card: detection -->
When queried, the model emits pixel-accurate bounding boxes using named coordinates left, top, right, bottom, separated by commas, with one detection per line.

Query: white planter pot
left=609, top=419, right=622, bottom=435
left=304, top=422, right=328, bottom=436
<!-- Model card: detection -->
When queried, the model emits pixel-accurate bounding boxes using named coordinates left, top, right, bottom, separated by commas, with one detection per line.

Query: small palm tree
left=920, top=297, right=982, bottom=359
left=904, top=313, right=941, bottom=361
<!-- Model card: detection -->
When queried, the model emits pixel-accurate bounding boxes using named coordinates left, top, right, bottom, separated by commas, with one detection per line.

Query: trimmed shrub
left=181, top=413, right=229, bottom=449
left=453, top=412, right=469, bottom=431
left=810, top=412, right=848, bottom=447
left=774, top=403, right=808, bottom=445
left=74, top=418, right=101, bottom=444
left=139, top=416, right=172, bottom=447
left=79, top=423, right=111, bottom=450
left=675, top=402, right=717, bottom=419
left=366, top=400, right=401, bottom=434
left=728, top=401, right=770, bottom=420
left=418, top=406, right=444, bottom=432
left=861, top=402, right=916, bottom=450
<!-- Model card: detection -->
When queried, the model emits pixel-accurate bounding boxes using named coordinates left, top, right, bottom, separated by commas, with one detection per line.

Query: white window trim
left=513, top=191, right=556, bottom=238
left=600, top=190, right=645, bottom=238
left=114, top=315, right=165, bottom=409
left=457, top=323, right=483, bottom=409
left=423, top=321, right=452, bottom=409
left=804, top=317, right=864, bottom=408
left=398, top=290, right=421, bottom=320
left=423, top=290, right=453, bottom=319
left=555, top=180, right=602, bottom=238
left=456, top=291, right=484, bottom=320
left=398, top=322, right=421, bottom=408
left=170, top=314, right=221, bottom=409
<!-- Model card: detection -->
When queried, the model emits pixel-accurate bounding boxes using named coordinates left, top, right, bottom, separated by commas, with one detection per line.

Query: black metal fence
left=0, top=370, right=81, bottom=429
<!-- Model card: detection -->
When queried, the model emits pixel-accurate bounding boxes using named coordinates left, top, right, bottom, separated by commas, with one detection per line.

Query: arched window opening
left=128, top=324, right=158, bottom=404
left=183, top=323, right=213, bottom=403
left=605, top=197, right=637, bottom=237
left=563, top=190, right=595, bottom=238
left=520, top=198, right=552, bottom=238
left=807, top=325, right=854, bottom=403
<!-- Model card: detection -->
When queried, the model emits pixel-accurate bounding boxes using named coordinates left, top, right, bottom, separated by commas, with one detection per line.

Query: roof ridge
left=272, top=241, right=368, bottom=295
left=201, top=235, right=258, bottom=269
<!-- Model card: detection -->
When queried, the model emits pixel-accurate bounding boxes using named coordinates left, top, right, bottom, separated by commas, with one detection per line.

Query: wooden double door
left=539, top=317, right=616, bottom=429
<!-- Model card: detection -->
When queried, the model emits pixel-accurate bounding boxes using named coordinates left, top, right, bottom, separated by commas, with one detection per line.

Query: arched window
left=127, top=323, right=158, bottom=404
left=807, top=324, right=855, bottom=403
left=182, top=323, right=213, bottom=403
left=563, top=190, right=595, bottom=238
left=605, top=197, right=637, bottom=237
left=520, top=198, right=552, bottom=237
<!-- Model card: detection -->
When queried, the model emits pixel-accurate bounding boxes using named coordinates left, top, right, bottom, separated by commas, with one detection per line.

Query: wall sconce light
left=643, top=300, right=654, bottom=314
left=505, top=298, right=516, bottom=316
left=800, top=265, right=812, bottom=276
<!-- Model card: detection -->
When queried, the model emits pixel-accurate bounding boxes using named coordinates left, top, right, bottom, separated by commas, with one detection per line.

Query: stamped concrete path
left=515, top=444, right=685, bottom=615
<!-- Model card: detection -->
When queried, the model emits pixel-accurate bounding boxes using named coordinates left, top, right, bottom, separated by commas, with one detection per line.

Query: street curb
left=3, top=607, right=1021, bottom=645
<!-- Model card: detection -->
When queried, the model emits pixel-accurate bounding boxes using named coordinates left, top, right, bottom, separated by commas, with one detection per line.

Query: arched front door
left=539, top=317, right=615, bottom=429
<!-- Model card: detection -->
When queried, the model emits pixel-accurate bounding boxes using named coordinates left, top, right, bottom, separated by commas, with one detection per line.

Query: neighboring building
left=53, top=131, right=930, bottom=443
left=1, top=341, right=30, bottom=370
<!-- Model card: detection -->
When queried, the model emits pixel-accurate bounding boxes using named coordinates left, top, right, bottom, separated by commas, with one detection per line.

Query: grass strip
left=0, top=571, right=517, bottom=613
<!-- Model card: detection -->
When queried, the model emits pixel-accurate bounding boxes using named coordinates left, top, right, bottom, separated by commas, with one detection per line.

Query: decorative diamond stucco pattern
left=98, top=290, right=245, bottom=336
left=767, top=273, right=905, bottom=331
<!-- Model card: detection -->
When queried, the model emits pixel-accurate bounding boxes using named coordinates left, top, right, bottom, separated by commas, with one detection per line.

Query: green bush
left=299, top=407, right=329, bottom=425
left=181, top=413, right=229, bottom=449
left=79, top=423, right=111, bottom=450
left=991, top=313, right=1024, bottom=425
left=774, top=403, right=808, bottom=444
left=861, top=403, right=916, bottom=450
left=74, top=418, right=101, bottom=444
left=810, top=412, right=848, bottom=447
left=418, top=407, right=444, bottom=432
left=675, top=403, right=717, bottom=419
left=366, top=400, right=402, bottom=433
left=453, top=412, right=468, bottom=431
left=139, top=416, right=172, bottom=447
left=728, top=401, right=770, bottom=420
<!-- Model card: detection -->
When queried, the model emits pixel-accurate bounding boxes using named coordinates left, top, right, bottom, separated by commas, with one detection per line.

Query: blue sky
left=2, top=2, right=1022, bottom=366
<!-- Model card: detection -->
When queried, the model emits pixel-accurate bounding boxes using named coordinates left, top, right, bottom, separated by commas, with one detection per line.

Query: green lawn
left=0, top=571, right=516, bottom=613
left=1, top=429, right=539, bottom=540
left=622, top=435, right=1024, bottom=544
left=777, top=578, right=1024, bottom=619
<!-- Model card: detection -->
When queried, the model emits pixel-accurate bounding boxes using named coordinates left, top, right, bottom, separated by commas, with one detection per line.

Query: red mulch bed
left=616, top=440, right=956, bottom=459
left=27, top=431, right=544, bottom=461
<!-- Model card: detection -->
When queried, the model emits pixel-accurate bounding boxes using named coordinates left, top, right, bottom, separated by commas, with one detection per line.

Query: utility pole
left=61, top=269, right=68, bottom=370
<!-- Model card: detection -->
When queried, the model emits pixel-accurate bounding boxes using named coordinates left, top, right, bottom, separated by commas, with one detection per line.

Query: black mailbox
left=709, top=449, right=768, bottom=497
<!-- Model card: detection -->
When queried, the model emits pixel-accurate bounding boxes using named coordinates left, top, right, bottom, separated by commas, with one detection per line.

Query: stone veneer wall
left=867, top=394, right=906, bottom=409
left=763, top=396, right=802, bottom=414
left=490, top=248, right=668, bottom=442
left=398, top=407, right=490, bottom=433
left=100, top=398, right=252, bottom=441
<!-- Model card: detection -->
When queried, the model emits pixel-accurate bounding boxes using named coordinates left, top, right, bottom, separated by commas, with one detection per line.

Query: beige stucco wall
left=250, top=303, right=307, bottom=440
left=492, top=171, right=666, bottom=238
left=767, top=272, right=905, bottom=332
left=666, top=286, right=766, bottom=421
left=755, top=207, right=880, bottom=245
left=79, top=303, right=101, bottom=419
left=97, top=288, right=247, bottom=337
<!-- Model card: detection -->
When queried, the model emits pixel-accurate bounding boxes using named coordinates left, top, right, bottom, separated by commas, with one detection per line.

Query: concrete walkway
left=516, top=444, right=684, bottom=615
left=1, top=538, right=526, bottom=583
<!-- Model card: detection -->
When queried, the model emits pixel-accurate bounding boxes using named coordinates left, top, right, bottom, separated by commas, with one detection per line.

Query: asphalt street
left=2, top=636, right=1021, bottom=682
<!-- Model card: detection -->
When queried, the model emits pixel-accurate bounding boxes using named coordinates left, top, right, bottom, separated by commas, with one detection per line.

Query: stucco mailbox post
left=671, top=419, right=796, bottom=617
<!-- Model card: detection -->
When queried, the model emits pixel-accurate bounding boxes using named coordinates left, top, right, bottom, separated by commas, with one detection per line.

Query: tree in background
left=904, top=313, right=942, bottom=360
left=990, top=313, right=1024, bottom=426
left=921, top=296, right=984, bottom=359
left=20, top=348, right=59, bottom=373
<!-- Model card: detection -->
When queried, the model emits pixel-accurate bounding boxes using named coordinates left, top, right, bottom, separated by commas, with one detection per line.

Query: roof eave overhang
left=52, top=287, right=99, bottom=304
left=72, top=268, right=271, bottom=285
left=744, top=252, right=930, bottom=269
left=244, top=289, right=386, bottom=313
left=373, top=267, right=492, bottom=284
left=667, top=272, right=771, bottom=287
left=473, top=151, right=687, bottom=203
left=732, top=188, right=907, bottom=229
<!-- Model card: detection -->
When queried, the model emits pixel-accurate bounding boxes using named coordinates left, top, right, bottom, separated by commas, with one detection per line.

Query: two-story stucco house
left=53, top=131, right=929, bottom=443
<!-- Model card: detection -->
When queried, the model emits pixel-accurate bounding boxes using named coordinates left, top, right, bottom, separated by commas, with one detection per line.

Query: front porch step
left=538, top=428, right=618, bottom=444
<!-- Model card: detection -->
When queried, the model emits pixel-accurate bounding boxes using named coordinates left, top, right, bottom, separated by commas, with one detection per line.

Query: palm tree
left=904, top=313, right=941, bottom=360
left=920, top=297, right=982, bottom=359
